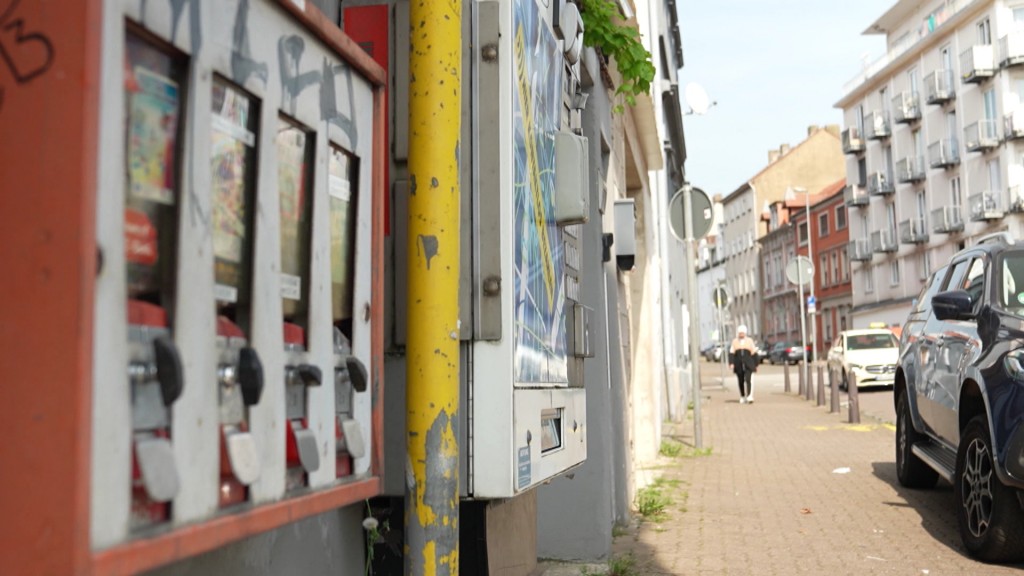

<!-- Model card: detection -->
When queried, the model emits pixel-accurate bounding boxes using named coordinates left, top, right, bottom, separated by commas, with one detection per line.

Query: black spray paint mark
left=230, top=0, right=267, bottom=87
left=320, top=58, right=358, bottom=148
left=409, top=174, right=417, bottom=196
left=0, top=0, right=55, bottom=88
left=418, top=234, right=438, bottom=270
left=278, top=35, right=321, bottom=116
left=140, top=0, right=201, bottom=55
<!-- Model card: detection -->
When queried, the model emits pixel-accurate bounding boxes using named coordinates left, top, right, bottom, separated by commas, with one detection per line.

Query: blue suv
left=896, top=233, right=1024, bottom=562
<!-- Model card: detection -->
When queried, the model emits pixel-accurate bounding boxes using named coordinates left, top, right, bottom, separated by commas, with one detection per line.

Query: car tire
left=955, top=415, right=1024, bottom=563
left=895, top=392, right=938, bottom=489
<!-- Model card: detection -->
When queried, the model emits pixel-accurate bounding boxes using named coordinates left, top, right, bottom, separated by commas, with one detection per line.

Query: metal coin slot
left=540, top=408, right=563, bottom=454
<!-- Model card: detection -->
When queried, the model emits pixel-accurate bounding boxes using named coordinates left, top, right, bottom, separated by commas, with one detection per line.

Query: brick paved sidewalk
left=608, top=384, right=1024, bottom=576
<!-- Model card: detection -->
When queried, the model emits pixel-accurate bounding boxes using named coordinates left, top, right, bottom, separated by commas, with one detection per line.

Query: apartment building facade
left=837, top=0, right=1024, bottom=328
left=722, top=126, right=845, bottom=342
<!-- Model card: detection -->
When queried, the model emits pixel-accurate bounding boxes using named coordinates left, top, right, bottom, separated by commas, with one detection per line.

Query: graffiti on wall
left=0, top=0, right=55, bottom=113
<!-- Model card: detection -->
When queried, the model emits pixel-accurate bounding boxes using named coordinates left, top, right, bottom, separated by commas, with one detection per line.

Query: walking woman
left=729, top=324, right=758, bottom=404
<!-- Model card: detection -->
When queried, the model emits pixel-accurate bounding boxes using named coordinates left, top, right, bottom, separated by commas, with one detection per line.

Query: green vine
left=578, top=0, right=656, bottom=112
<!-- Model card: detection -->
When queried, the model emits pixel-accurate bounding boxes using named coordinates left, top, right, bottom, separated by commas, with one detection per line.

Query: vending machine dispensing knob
left=295, top=364, right=322, bottom=387
left=153, top=335, right=184, bottom=407
left=345, top=356, right=368, bottom=393
left=238, top=346, right=264, bottom=406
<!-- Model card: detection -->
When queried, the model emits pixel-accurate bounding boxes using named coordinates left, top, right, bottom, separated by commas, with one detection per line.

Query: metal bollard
left=797, top=361, right=805, bottom=397
left=804, top=362, right=813, bottom=402
left=847, top=372, right=861, bottom=424
left=784, top=361, right=791, bottom=393
left=816, top=364, right=825, bottom=407
left=829, top=367, right=840, bottom=414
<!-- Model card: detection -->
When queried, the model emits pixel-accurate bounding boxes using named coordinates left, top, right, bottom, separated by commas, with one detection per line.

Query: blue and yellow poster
left=513, top=0, right=567, bottom=384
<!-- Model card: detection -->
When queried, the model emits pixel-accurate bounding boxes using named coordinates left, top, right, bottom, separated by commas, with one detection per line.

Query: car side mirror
left=932, top=290, right=974, bottom=321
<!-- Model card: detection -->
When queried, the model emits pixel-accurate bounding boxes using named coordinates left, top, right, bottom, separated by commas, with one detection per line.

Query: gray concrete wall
left=144, top=504, right=365, bottom=576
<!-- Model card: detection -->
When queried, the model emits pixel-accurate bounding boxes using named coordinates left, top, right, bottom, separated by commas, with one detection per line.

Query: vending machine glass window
left=210, top=77, right=264, bottom=507
left=123, top=30, right=187, bottom=529
left=329, top=144, right=358, bottom=336
left=277, top=116, right=314, bottom=328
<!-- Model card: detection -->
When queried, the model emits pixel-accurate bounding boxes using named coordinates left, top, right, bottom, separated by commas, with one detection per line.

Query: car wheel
left=955, top=415, right=1024, bottom=563
left=895, top=392, right=938, bottom=489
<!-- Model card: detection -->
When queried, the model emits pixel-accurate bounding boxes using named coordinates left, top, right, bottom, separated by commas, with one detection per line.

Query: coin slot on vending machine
left=278, top=115, right=322, bottom=490
left=328, top=144, right=368, bottom=479
left=123, top=30, right=187, bottom=529
left=211, top=77, right=265, bottom=508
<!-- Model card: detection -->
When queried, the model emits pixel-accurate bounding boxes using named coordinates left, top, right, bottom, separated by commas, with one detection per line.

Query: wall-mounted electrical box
left=555, top=131, right=590, bottom=225
left=614, top=199, right=637, bottom=271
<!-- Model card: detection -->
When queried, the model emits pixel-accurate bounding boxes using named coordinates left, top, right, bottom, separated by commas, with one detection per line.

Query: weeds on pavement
left=659, top=439, right=684, bottom=457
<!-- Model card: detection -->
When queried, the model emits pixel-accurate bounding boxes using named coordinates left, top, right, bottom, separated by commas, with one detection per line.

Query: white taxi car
left=826, top=328, right=899, bottom=390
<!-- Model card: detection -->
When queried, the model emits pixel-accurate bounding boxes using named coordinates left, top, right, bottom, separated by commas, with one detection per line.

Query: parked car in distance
left=700, top=342, right=723, bottom=362
left=895, top=233, right=1024, bottom=563
left=826, top=329, right=898, bottom=390
left=755, top=341, right=770, bottom=364
left=768, top=341, right=805, bottom=365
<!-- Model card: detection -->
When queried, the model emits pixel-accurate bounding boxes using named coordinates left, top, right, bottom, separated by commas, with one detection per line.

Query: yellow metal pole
left=405, top=0, right=461, bottom=574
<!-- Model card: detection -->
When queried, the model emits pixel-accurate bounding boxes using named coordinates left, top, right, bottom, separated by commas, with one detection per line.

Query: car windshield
left=1001, top=253, right=1024, bottom=315
left=846, top=333, right=897, bottom=350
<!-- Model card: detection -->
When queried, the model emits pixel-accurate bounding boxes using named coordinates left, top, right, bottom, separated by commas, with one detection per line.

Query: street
left=605, top=359, right=1024, bottom=575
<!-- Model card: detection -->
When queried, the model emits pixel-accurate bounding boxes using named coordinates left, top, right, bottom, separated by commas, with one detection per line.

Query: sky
left=676, top=0, right=898, bottom=198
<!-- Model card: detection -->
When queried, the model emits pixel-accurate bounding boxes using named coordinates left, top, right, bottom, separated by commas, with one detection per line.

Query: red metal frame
left=0, top=1, right=386, bottom=574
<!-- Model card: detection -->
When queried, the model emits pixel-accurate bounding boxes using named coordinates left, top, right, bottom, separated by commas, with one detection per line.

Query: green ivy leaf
left=578, top=0, right=655, bottom=114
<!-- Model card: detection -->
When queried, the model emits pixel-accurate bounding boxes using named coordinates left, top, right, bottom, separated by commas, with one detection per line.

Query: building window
left=836, top=205, right=847, bottom=230
left=798, top=222, right=808, bottom=246
left=831, top=251, right=839, bottom=286
left=820, top=254, right=829, bottom=287
left=818, top=213, right=829, bottom=237
left=890, top=259, right=901, bottom=286
left=920, top=250, right=932, bottom=280
left=865, top=265, right=875, bottom=293
left=841, top=249, right=849, bottom=282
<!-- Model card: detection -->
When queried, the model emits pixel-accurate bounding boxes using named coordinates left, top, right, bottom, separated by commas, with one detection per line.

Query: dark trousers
left=736, top=370, right=752, bottom=398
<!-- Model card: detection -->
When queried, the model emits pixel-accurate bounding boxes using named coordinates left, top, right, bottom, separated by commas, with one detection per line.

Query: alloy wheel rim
left=961, top=437, right=994, bottom=539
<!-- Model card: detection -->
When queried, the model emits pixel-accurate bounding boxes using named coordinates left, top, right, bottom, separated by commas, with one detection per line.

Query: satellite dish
left=684, top=82, right=711, bottom=115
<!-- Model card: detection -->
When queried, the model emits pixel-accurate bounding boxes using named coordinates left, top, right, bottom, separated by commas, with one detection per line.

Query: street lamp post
left=795, top=187, right=816, bottom=369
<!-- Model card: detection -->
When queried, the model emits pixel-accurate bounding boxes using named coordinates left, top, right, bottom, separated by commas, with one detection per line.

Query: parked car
left=755, top=341, right=770, bottom=364
left=895, top=233, right=1024, bottom=563
left=700, top=342, right=723, bottom=362
left=768, top=341, right=805, bottom=365
left=826, top=329, right=898, bottom=390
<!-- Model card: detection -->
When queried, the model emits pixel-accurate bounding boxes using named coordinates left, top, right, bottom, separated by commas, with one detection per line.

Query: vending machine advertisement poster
left=513, top=0, right=567, bottom=385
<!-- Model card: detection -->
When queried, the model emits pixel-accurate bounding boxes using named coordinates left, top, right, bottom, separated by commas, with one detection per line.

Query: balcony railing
left=841, top=126, right=865, bottom=154
left=961, top=44, right=995, bottom=83
left=1000, top=30, right=1024, bottom=67
left=1009, top=185, right=1024, bottom=213
left=924, top=69, right=956, bottom=104
left=847, top=238, right=873, bottom=262
left=899, top=218, right=929, bottom=244
left=964, top=119, right=999, bottom=152
left=870, top=229, right=898, bottom=253
left=867, top=172, right=894, bottom=196
left=931, top=205, right=964, bottom=233
left=844, top=183, right=869, bottom=207
left=896, top=156, right=926, bottom=183
left=1006, top=109, right=1024, bottom=140
left=928, top=138, right=960, bottom=168
left=864, top=111, right=891, bottom=140
left=891, top=91, right=921, bottom=124
left=968, top=189, right=1006, bottom=221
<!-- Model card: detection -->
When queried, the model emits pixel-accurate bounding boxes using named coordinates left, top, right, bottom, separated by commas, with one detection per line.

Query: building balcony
left=870, top=229, right=898, bottom=253
left=863, top=111, right=890, bottom=140
left=896, top=156, right=926, bottom=183
left=844, top=183, right=869, bottom=207
left=961, top=44, right=995, bottom=83
left=1009, top=185, right=1024, bottom=213
left=928, top=138, right=960, bottom=168
left=968, top=189, right=1006, bottom=221
left=963, top=119, right=999, bottom=152
left=867, top=172, right=894, bottom=196
left=1006, top=109, right=1024, bottom=140
left=924, top=69, right=956, bottom=105
left=899, top=218, right=929, bottom=244
left=931, top=205, right=964, bottom=234
left=891, top=91, right=921, bottom=124
left=841, top=126, right=865, bottom=154
left=847, top=238, right=873, bottom=262
left=1000, top=30, right=1024, bottom=67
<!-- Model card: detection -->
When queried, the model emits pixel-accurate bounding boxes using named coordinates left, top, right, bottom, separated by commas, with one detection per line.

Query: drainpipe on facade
left=405, top=1, right=461, bottom=574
